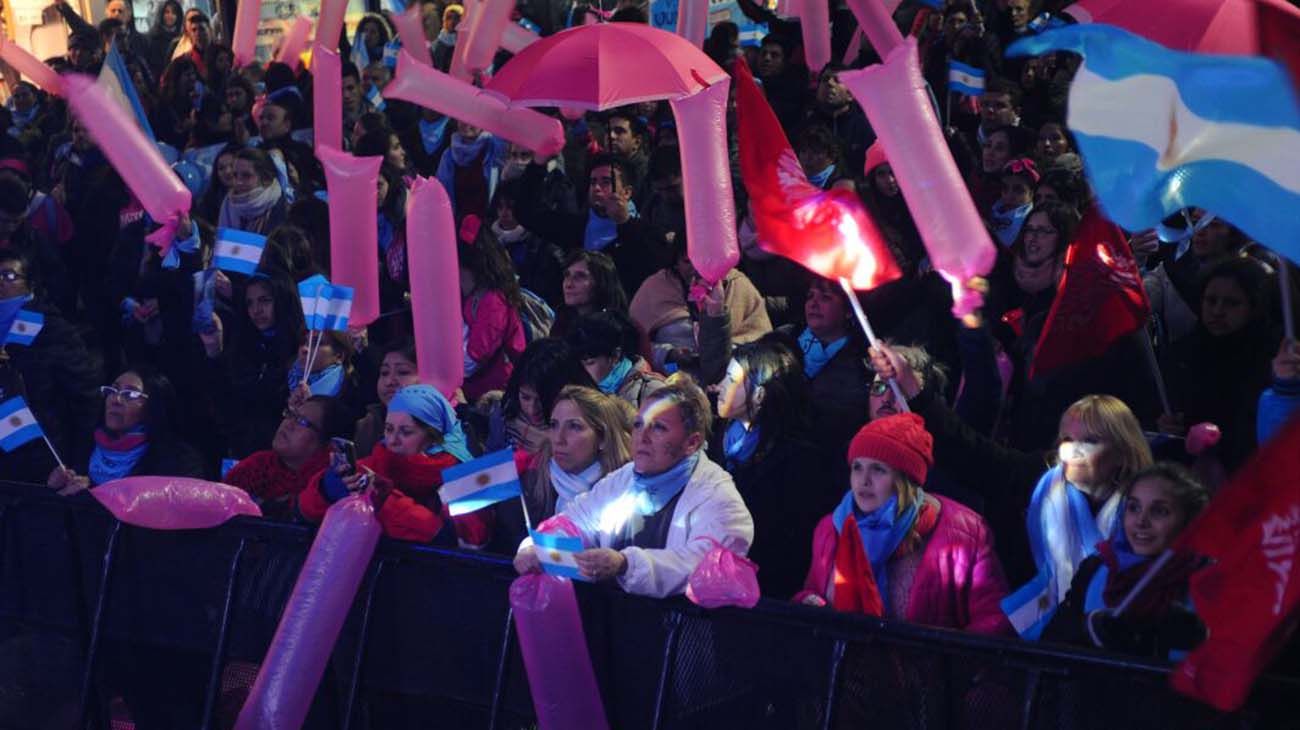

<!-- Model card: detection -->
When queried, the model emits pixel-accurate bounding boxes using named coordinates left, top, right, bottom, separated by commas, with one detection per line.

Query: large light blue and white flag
left=947, top=59, right=986, bottom=97
left=213, top=228, right=268, bottom=275
left=321, top=284, right=354, bottom=331
left=529, top=529, right=589, bottom=581
left=439, top=448, right=523, bottom=516
left=0, top=396, right=43, bottom=452
left=98, top=42, right=156, bottom=141
left=298, top=275, right=331, bottom=330
left=1008, top=25, right=1300, bottom=260
left=5, top=310, right=44, bottom=347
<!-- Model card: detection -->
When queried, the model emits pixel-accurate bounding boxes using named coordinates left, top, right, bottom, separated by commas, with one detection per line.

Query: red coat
left=299, top=444, right=493, bottom=546
left=796, top=495, right=1012, bottom=635
left=225, top=449, right=330, bottom=520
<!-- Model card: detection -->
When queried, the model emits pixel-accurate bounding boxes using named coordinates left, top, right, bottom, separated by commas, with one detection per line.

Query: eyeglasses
left=1021, top=225, right=1058, bottom=237
left=0, top=270, right=25, bottom=282
left=869, top=379, right=890, bottom=397
left=281, top=408, right=320, bottom=433
left=100, top=385, right=149, bottom=402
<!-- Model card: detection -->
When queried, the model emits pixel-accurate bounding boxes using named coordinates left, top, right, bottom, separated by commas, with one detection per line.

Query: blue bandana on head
left=723, top=420, right=760, bottom=470
left=597, top=357, right=633, bottom=395
left=797, top=327, right=847, bottom=379
left=831, top=490, right=922, bottom=610
left=631, top=451, right=700, bottom=515
left=388, top=384, right=473, bottom=463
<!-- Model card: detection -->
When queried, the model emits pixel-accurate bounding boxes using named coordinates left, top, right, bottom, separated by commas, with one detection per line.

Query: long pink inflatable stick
left=676, top=0, right=709, bottom=48
left=510, top=574, right=610, bottom=730
left=450, top=0, right=482, bottom=81
left=311, top=44, right=343, bottom=151
left=405, top=177, right=465, bottom=399
left=392, top=4, right=432, bottom=66
left=91, top=477, right=262, bottom=530
left=275, top=15, right=314, bottom=71
left=499, top=22, right=540, bottom=54
left=800, top=0, right=832, bottom=73
left=230, top=0, right=264, bottom=67
left=0, top=39, right=62, bottom=94
left=319, top=145, right=383, bottom=326
left=845, top=0, right=905, bottom=58
left=385, top=51, right=565, bottom=157
left=316, top=0, right=349, bottom=52
left=670, top=80, right=739, bottom=284
left=461, top=0, right=514, bottom=74
left=840, top=38, right=996, bottom=281
left=63, top=75, right=190, bottom=225
left=234, top=495, right=381, bottom=730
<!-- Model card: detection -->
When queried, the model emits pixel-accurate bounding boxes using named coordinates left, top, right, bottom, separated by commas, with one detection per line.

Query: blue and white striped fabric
left=213, top=228, right=267, bottom=275
left=1008, top=24, right=1300, bottom=259
left=298, top=275, right=332, bottom=330
left=439, top=448, right=523, bottom=516
left=0, top=396, right=43, bottom=452
left=947, top=60, right=986, bottom=97
left=382, top=40, right=401, bottom=69
left=5, top=310, right=44, bottom=346
left=366, top=83, right=386, bottom=112
left=99, top=43, right=156, bottom=141
left=321, top=284, right=354, bottom=331
left=530, top=529, right=588, bottom=580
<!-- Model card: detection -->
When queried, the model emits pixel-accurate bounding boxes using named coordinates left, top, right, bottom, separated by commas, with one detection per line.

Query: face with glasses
left=1019, top=211, right=1060, bottom=264
left=102, top=372, right=149, bottom=434
left=869, top=370, right=915, bottom=421
left=273, top=401, right=326, bottom=464
left=0, top=262, right=28, bottom=299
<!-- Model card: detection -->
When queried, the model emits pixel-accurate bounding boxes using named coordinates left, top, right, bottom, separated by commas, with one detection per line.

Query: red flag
left=1258, top=0, right=1300, bottom=94
left=733, top=58, right=901, bottom=291
left=1169, top=413, right=1300, bottom=711
left=1029, top=206, right=1150, bottom=379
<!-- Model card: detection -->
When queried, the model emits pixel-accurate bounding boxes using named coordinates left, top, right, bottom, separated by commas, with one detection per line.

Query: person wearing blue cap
left=300, top=384, right=493, bottom=546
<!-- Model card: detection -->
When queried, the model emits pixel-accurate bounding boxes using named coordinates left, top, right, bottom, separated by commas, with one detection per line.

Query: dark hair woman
left=353, top=339, right=421, bottom=457
left=154, top=57, right=205, bottom=149
left=459, top=235, right=527, bottom=401
left=197, top=143, right=242, bottom=224
left=486, top=337, right=595, bottom=454
left=567, top=309, right=664, bottom=411
left=219, top=148, right=289, bottom=234
left=146, top=0, right=184, bottom=78
left=551, top=249, right=628, bottom=340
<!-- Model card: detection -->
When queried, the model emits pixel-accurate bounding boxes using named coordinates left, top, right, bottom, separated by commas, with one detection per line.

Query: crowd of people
left=1, top=0, right=1298, bottom=709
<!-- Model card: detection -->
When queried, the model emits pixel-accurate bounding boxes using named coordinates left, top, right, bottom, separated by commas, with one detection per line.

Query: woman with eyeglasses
left=47, top=368, right=203, bottom=494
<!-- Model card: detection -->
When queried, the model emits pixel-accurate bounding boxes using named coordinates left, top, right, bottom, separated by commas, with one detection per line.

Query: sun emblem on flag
left=1037, top=594, right=1051, bottom=611
left=8, top=415, right=22, bottom=428
left=14, top=323, right=25, bottom=333
left=476, top=473, right=491, bottom=486
left=549, top=550, right=562, bottom=562
left=230, top=245, right=241, bottom=257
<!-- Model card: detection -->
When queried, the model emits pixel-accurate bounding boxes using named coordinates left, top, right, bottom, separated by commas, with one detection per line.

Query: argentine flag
left=1008, top=25, right=1300, bottom=259
left=0, top=396, right=43, bottom=452
left=298, top=275, right=332, bottom=330
left=530, top=529, right=589, bottom=581
left=439, top=448, right=523, bottom=516
left=99, top=43, right=156, bottom=141
left=947, top=60, right=986, bottom=97
left=366, top=83, right=387, bottom=112
left=213, top=228, right=267, bottom=275
left=5, top=310, right=44, bottom=347
left=321, top=284, right=354, bottom=331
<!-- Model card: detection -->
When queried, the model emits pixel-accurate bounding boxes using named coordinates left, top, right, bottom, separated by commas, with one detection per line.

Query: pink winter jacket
left=463, top=289, right=526, bottom=402
left=796, top=495, right=1013, bottom=635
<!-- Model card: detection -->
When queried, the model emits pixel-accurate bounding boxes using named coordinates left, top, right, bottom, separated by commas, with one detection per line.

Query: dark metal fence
left=0, top=481, right=1294, bottom=730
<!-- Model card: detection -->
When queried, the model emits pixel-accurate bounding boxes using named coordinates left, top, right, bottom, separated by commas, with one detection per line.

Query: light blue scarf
left=388, top=384, right=474, bottom=463
left=160, top=224, right=201, bottom=269
left=798, top=327, right=847, bottom=379
left=584, top=200, right=638, bottom=251
left=89, top=427, right=149, bottom=485
left=808, top=163, right=836, bottom=189
left=418, top=116, right=449, bottom=154
left=550, top=457, right=603, bottom=513
left=831, top=490, right=922, bottom=609
left=631, top=451, right=700, bottom=515
left=723, top=420, right=760, bottom=470
left=287, top=362, right=345, bottom=397
left=991, top=200, right=1034, bottom=247
left=596, top=357, right=633, bottom=395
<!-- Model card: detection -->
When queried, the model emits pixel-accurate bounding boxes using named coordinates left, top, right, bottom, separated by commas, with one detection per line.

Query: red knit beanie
left=847, top=413, right=934, bottom=486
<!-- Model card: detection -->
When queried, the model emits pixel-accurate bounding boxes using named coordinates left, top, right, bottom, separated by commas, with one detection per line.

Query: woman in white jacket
left=514, top=376, right=755, bottom=598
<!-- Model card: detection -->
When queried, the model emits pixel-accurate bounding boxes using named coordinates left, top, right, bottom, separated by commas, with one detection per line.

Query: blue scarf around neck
left=990, top=200, right=1034, bottom=247
left=89, top=427, right=149, bottom=485
left=808, top=163, right=836, bottom=189
left=377, top=212, right=396, bottom=254
left=631, top=451, right=700, bottom=515
left=798, top=327, right=847, bottom=379
left=597, top=357, right=633, bottom=395
left=831, top=490, right=922, bottom=611
left=287, top=361, right=345, bottom=397
left=549, top=457, right=604, bottom=513
left=723, top=420, right=760, bottom=470
left=418, top=116, right=449, bottom=154
left=583, top=200, right=638, bottom=251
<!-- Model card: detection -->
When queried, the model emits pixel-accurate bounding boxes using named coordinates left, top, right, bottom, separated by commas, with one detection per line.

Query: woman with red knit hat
left=795, top=414, right=1011, bottom=634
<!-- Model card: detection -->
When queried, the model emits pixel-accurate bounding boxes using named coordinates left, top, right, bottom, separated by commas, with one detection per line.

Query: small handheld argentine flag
left=1000, top=571, right=1056, bottom=640
left=321, top=284, right=354, bottom=331
left=382, top=40, right=401, bottom=69
left=366, top=83, right=386, bottom=112
left=947, top=60, right=986, bottom=97
left=439, top=448, right=523, bottom=516
left=213, top=228, right=268, bottom=275
left=530, top=529, right=589, bottom=581
left=0, top=396, right=43, bottom=452
left=5, top=310, right=44, bottom=347
left=298, top=275, right=332, bottom=330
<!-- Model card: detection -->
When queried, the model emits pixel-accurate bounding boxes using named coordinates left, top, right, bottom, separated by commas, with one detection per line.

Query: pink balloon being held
left=845, top=0, right=905, bottom=58
left=799, top=0, right=832, bottom=73
left=500, top=22, right=540, bottom=54
left=318, top=146, right=382, bottom=326
left=450, top=0, right=482, bottom=80
left=230, top=0, right=264, bottom=67
left=1186, top=422, right=1222, bottom=456
left=460, top=0, right=514, bottom=74
left=312, top=44, right=343, bottom=151
left=385, top=51, right=564, bottom=157
left=0, top=39, right=62, bottom=94
left=316, top=0, right=349, bottom=52
left=840, top=38, right=996, bottom=283
left=405, top=177, right=464, bottom=399
left=235, top=495, right=381, bottom=730
left=670, top=80, right=739, bottom=284
left=63, top=75, right=191, bottom=226
left=392, top=4, right=432, bottom=66
left=676, top=0, right=709, bottom=48
left=91, top=477, right=262, bottom=529
left=510, top=574, right=611, bottom=730
left=275, top=15, right=314, bottom=71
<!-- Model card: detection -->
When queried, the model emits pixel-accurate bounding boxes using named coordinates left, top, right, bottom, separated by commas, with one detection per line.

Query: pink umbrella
left=484, top=22, right=728, bottom=110
left=1063, top=0, right=1300, bottom=55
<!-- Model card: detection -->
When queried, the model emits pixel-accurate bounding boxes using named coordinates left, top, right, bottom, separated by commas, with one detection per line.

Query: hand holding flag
left=0, top=396, right=63, bottom=468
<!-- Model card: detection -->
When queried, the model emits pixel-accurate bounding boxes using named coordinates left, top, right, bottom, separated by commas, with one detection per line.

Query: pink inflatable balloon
left=318, top=145, right=382, bottom=326
left=235, top=495, right=381, bottom=730
left=450, top=0, right=481, bottom=80
left=63, top=75, right=191, bottom=226
left=800, top=0, right=832, bottom=73
left=669, top=81, right=739, bottom=284
left=91, top=477, right=262, bottom=529
left=676, top=0, right=709, bottom=48
left=840, top=39, right=996, bottom=282
left=316, top=0, right=349, bottom=51
left=0, top=39, right=62, bottom=95
left=845, top=0, right=905, bottom=58
left=500, top=22, right=540, bottom=55
left=311, top=44, right=343, bottom=151
left=510, top=574, right=610, bottom=730
left=460, top=0, right=514, bottom=74
left=385, top=51, right=565, bottom=157
left=1186, top=422, right=1223, bottom=456
left=230, top=0, right=264, bottom=67
left=275, top=15, right=313, bottom=71
left=405, top=177, right=465, bottom=399
left=392, top=3, right=432, bottom=66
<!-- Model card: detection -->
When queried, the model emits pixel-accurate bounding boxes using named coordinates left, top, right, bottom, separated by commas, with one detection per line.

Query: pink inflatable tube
left=676, top=0, right=709, bottom=48
left=92, top=477, right=262, bottom=530
left=840, top=39, right=996, bottom=282
left=63, top=75, right=190, bottom=226
left=800, top=0, right=832, bottom=73
left=845, top=0, right=905, bottom=58
left=449, top=0, right=481, bottom=80
left=669, top=81, right=739, bottom=284
left=230, top=0, right=263, bottom=66
left=275, top=15, right=313, bottom=71
left=316, top=0, right=349, bottom=51
left=405, top=177, right=465, bottom=399
left=311, top=44, right=343, bottom=151
left=510, top=574, right=610, bottom=730
left=500, top=22, right=540, bottom=55
left=385, top=51, right=565, bottom=157
left=0, top=39, right=62, bottom=94
left=235, top=495, right=381, bottom=730
left=392, top=4, right=432, bottom=66
left=460, top=0, right=514, bottom=74
left=319, top=146, right=383, bottom=326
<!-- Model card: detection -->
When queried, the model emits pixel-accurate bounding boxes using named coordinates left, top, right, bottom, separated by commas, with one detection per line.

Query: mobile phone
left=330, top=437, right=358, bottom=474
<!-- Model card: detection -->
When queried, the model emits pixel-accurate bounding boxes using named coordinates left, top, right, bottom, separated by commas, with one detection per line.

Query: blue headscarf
left=831, top=490, right=922, bottom=608
left=388, top=384, right=473, bottom=463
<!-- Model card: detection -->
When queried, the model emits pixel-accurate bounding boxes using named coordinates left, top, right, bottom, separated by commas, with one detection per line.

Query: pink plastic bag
left=685, top=539, right=760, bottom=609
left=91, top=477, right=262, bottom=530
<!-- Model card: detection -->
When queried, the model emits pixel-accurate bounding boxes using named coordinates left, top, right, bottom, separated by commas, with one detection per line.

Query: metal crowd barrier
left=0, top=480, right=1294, bottom=730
